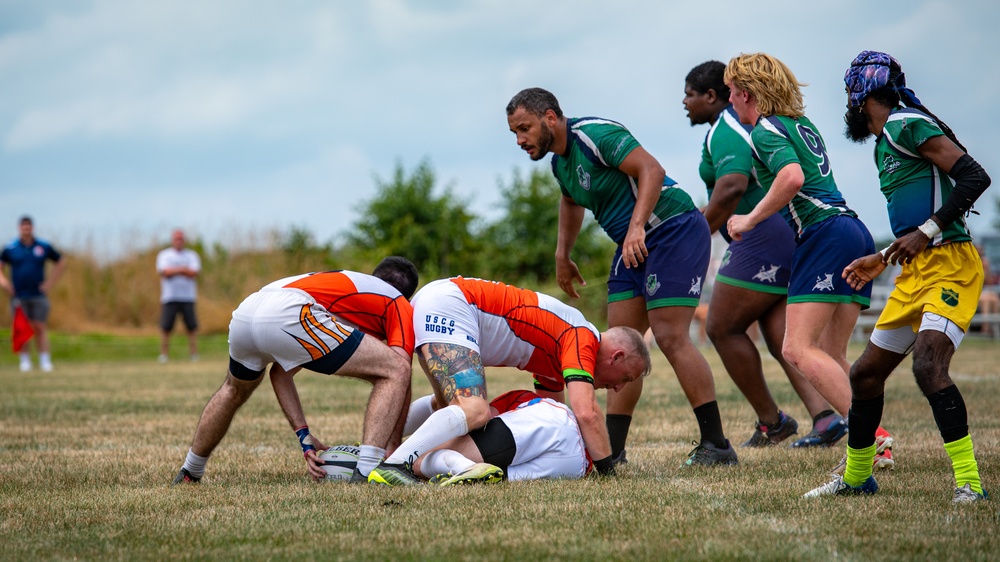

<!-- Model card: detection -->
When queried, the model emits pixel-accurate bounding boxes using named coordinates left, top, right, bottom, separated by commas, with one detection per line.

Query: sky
left=2, top=0, right=999, bottom=259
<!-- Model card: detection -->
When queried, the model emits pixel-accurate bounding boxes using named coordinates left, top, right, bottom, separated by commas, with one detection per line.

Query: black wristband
left=594, top=455, right=617, bottom=476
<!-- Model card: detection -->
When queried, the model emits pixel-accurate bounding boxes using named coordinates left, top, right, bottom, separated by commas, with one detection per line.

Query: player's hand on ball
left=304, top=449, right=327, bottom=481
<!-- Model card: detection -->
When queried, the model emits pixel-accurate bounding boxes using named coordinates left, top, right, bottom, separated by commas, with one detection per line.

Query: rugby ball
left=319, top=444, right=360, bottom=481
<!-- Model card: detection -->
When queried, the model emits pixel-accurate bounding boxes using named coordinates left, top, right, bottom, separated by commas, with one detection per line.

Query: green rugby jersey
left=551, top=117, right=695, bottom=244
left=700, top=105, right=767, bottom=216
left=875, top=108, right=971, bottom=245
left=750, top=115, right=856, bottom=235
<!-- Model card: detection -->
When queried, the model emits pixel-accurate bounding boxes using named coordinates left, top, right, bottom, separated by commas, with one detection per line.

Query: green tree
left=479, top=168, right=615, bottom=326
left=347, top=159, right=481, bottom=278
left=482, top=168, right=614, bottom=284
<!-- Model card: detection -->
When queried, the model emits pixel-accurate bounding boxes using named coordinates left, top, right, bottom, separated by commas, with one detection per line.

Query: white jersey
left=500, top=397, right=588, bottom=481
left=156, top=247, right=201, bottom=303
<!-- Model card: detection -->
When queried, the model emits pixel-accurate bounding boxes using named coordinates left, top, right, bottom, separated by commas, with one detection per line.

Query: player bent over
left=368, top=277, right=651, bottom=486
left=805, top=52, right=990, bottom=503
left=172, top=257, right=418, bottom=485
left=412, top=390, right=592, bottom=485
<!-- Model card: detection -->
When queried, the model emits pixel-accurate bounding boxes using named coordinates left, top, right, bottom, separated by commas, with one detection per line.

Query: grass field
left=1, top=338, right=998, bottom=561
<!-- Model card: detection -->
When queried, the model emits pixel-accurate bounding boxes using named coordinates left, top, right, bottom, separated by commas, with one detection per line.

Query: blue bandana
left=844, top=50, right=921, bottom=108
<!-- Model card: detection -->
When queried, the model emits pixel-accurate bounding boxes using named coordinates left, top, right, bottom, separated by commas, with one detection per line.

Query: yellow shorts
left=876, top=241, right=984, bottom=333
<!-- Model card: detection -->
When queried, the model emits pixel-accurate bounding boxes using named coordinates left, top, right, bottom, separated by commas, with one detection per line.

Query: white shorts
left=228, top=287, right=360, bottom=376
left=412, top=279, right=482, bottom=352
left=871, top=312, right=966, bottom=355
left=412, top=279, right=532, bottom=368
left=501, top=398, right=588, bottom=481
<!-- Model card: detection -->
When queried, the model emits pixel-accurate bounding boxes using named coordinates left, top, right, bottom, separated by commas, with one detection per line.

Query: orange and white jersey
left=411, top=277, right=600, bottom=388
left=266, top=271, right=415, bottom=354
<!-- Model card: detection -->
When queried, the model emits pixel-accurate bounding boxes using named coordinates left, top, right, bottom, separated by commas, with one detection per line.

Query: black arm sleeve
left=935, top=154, right=992, bottom=227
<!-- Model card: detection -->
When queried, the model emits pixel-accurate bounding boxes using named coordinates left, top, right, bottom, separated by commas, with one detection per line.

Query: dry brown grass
left=1, top=340, right=998, bottom=561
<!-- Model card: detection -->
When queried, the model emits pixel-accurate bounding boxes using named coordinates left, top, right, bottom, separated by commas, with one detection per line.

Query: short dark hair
left=685, top=60, right=730, bottom=101
left=372, top=256, right=419, bottom=299
left=506, top=87, right=563, bottom=118
left=18, top=215, right=32, bottom=225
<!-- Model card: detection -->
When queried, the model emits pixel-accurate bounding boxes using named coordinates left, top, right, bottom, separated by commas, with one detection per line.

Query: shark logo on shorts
left=813, top=273, right=835, bottom=292
left=752, top=265, right=781, bottom=284
left=720, top=250, right=732, bottom=269
left=645, top=274, right=660, bottom=296
left=576, top=164, right=591, bottom=190
left=941, top=288, right=960, bottom=307
left=689, top=276, right=702, bottom=296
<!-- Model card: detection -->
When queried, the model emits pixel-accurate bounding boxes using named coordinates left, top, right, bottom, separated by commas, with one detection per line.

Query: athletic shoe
left=953, top=483, right=989, bottom=504
left=611, top=449, right=628, bottom=466
left=367, top=461, right=421, bottom=486
left=803, top=474, right=878, bottom=498
left=830, top=435, right=896, bottom=476
left=790, top=412, right=848, bottom=448
left=172, top=468, right=201, bottom=485
left=428, top=473, right=452, bottom=485
left=348, top=468, right=368, bottom=484
left=158, top=354, right=168, bottom=364
left=873, top=433, right=895, bottom=470
left=683, top=440, right=738, bottom=467
left=741, top=411, right=799, bottom=447
left=40, top=358, right=53, bottom=373
left=19, top=358, right=32, bottom=372
left=436, top=463, right=504, bottom=486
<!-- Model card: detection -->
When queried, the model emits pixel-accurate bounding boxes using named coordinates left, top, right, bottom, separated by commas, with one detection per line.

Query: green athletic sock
left=843, top=443, right=877, bottom=488
left=944, top=434, right=982, bottom=494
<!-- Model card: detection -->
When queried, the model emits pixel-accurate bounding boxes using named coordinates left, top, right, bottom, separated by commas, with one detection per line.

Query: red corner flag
left=12, top=304, right=34, bottom=353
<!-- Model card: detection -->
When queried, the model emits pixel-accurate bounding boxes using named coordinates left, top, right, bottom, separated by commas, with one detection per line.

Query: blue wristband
left=295, top=426, right=316, bottom=454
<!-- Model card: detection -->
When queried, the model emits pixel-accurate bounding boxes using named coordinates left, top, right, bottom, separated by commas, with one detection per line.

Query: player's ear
left=612, top=349, right=625, bottom=363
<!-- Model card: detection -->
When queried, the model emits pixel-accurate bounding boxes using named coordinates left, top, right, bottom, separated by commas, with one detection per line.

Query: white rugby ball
left=319, top=444, right=360, bottom=481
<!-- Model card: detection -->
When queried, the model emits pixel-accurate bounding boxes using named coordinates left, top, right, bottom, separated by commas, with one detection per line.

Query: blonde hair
left=724, top=53, right=806, bottom=118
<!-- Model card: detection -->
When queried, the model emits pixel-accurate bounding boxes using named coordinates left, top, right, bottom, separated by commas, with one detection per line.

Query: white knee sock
left=385, top=405, right=467, bottom=465
left=182, top=449, right=209, bottom=478
left=356, top=445, right=385, bottom=477
left=403, top=395, right=437, bottom=436
left=419, top=449, right=475, bottom=479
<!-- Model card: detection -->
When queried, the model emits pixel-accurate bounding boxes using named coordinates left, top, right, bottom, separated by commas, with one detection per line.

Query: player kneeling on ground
left=172, top=257, right=418, bottom=485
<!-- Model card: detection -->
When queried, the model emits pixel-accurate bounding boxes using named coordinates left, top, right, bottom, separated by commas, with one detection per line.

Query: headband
left=844, top=50, right=921, bottom=108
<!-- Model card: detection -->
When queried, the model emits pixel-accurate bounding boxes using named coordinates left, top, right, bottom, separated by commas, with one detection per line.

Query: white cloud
left=1, top=0, right=999, bottom=258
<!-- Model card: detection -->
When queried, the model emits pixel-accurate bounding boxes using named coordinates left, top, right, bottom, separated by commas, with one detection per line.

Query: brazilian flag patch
left=941, top=288, right=960, bottom=307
